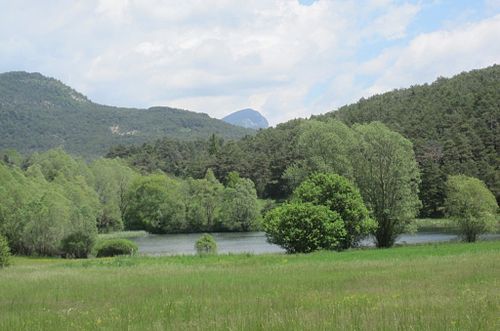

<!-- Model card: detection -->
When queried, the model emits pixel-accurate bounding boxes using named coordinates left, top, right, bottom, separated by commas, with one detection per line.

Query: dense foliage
left=444, top=175, right=498, bottom=242
left=60, top=231, right=95, bottom=259
left=351, top=122, right=421, bottom=247
left=0, top=234, right=10, bottom=268
left=94, top=239, right=138, bottom=257
left=320, top=65, right=500, bottom=216
left=195, top=233, right=217, bottom=255
left=263, top=202, right=346, bottom=253
left=0, top=71, right=253, bottom=156
left=123, top=170, right=260, bottom=234
left=109, top=66, right=499, bottom=220
left=0, top=148, right=261, bottom=257
left=0, top=149, right=99, bottom=256
left=293, top=173, right=375, bottom=248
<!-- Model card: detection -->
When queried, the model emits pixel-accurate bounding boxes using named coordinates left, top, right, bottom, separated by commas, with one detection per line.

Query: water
left=131, top=231, right=500, bottom=256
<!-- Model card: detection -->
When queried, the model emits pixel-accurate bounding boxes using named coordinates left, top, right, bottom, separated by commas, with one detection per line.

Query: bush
left=195, top=233, right=217, bottom=255
left=95, top=239, right=138, bottom=257
left=60, top=232, right=95, bottom=259
left=0, top=234, right=11, bottom=268
left=294, top=173, right=376, bottom=249
left=445, top=175, right=498, bottom=242
left=263, top=202, right=346, bottom=253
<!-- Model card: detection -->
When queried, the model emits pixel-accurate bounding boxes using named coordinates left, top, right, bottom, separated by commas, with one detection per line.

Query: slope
left=0, top=71, right=253, bottom=157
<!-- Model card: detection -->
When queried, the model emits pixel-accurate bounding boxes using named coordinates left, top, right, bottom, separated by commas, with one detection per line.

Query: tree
left=0, top=234, right=11, bottom=268
left=283, top=120, right=355, bottom=191
left=185, top=169, right=224, bottom=231
left=60, top=231, right=95, bottom=259
left=293, top=173, right=376, bottom=248
left=444, top=175, right=498, bottom=242
left=220, top=172, right=260, bottom=231
left=89, top=158, right=138, bottom=232
left=263, top=202, right=346, bottom=253
left=124, top=173, right=186, bottom=233
left=195, top=233, right=217, bottom=255
left=351, top=122, right=421, bottom=247
left=21, top=191, right=72, bottom=256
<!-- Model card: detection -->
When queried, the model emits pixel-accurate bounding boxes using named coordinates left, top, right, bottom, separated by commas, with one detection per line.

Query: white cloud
left=363, top=14, right=500, bottom=96
left=0, top=1, right=498, bottom=125
left=370, top=3, right=421, bottom=40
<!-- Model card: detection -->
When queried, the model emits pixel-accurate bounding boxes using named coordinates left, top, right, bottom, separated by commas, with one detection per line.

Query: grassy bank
left=413, top=218, right=500, bottom=234
left=1, top=241, right=499, bottom=330
left=97, top=230, right=148, bottom=240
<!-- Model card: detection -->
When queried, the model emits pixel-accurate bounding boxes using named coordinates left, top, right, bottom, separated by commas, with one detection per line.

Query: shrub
left=60, top=232, right=95, bottom=259
left=0, top=234, right=11, bottom=268
left=445, top=175, right=498, bottom=242
left=294, top=173, right=376, bottom=249
left=263, top=202, right=346, bottom=253
left=95, top=239, right=138, bottom=257
left=195, top=233, right=217, bottom=255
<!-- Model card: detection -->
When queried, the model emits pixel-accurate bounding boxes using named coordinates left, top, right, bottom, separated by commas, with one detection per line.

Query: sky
left=1, top=0, right=500, bottom=125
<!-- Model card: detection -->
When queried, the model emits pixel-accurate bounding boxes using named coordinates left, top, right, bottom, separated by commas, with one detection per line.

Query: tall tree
left=351, top=122, right=421, bottom=247
left=220, top=172, right=260, bottom=231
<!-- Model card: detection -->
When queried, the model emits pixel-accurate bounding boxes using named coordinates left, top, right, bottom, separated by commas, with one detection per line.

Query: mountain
left=222, top=108, right=269, bottom=129
left=0, top=71, right=253, bottom=157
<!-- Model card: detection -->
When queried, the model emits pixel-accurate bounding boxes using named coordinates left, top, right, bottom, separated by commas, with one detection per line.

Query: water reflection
left=131, top=231, right=500, bottom=256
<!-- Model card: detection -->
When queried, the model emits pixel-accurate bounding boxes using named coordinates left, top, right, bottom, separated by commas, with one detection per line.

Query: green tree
left=124, top=173, right=186, bottom=233
left=185, top=169, right=224, bottom=231
left=195, top=233, right=217, bottom=255
left=283, top=120, right=355, bottom=191
left=444, top=175, right=498, bottom=242
left=1, top=149, right=99, bottom=256
left=351, top=122, right=421, bottom=247
left=21, top=191, right=72, bottom=256
left=220, top=172, right=260, bottom=231
left=60, top=231, right=95, bottom=259
left=0, top=163, right=34, bottom=253
left=0, top=234, right=11, bottom=268
left=25, top=148, right=92, bottom=182
left=263, top=202, right=346, bottom=253
left=293, top=173, right=376, bottom=249
left=90, top=158, right=138, bottom=232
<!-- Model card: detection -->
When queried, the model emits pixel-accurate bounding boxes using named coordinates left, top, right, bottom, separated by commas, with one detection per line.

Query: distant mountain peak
left=222, top=108, right=269, bottom=129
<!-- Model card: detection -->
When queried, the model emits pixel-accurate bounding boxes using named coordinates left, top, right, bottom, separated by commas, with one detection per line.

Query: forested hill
left=0, top=71, right=253, bottom=157
left=107, top=65, right=499, bottom=218
left=318, top=65, right=499, bottom=215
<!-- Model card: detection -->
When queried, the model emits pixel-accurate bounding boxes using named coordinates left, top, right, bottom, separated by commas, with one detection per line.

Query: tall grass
left=1, top=241, right=499, bottom=330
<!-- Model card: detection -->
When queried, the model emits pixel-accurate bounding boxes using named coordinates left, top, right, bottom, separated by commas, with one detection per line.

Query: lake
left=131, top=231, right=500, bottom=255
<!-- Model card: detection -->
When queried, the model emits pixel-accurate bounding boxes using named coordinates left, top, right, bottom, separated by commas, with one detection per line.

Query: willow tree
left=445, top=175, right=498, bottom=242
left=352, top=122, right=421, bottom=247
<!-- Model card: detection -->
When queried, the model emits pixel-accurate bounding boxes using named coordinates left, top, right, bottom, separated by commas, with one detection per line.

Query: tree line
left=108, top=65, right=500, bottom=218
left=0, top=148, right=260, bottom=256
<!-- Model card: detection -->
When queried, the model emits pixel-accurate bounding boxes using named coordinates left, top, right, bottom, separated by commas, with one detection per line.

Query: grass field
left=1, top=241, right=499, bottom=330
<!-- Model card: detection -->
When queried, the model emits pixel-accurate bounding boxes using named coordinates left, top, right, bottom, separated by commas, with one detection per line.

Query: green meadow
left=1, top=241, right=499, bottom=331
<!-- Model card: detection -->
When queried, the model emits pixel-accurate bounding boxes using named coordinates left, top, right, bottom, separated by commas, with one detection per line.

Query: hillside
left=109, top=65, right=500, bottom=217
left=0, top=72, right=253, bottom=156
left=222, top=108, right=269, bottom=129
left=319, top=65, right=500, bottom=215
